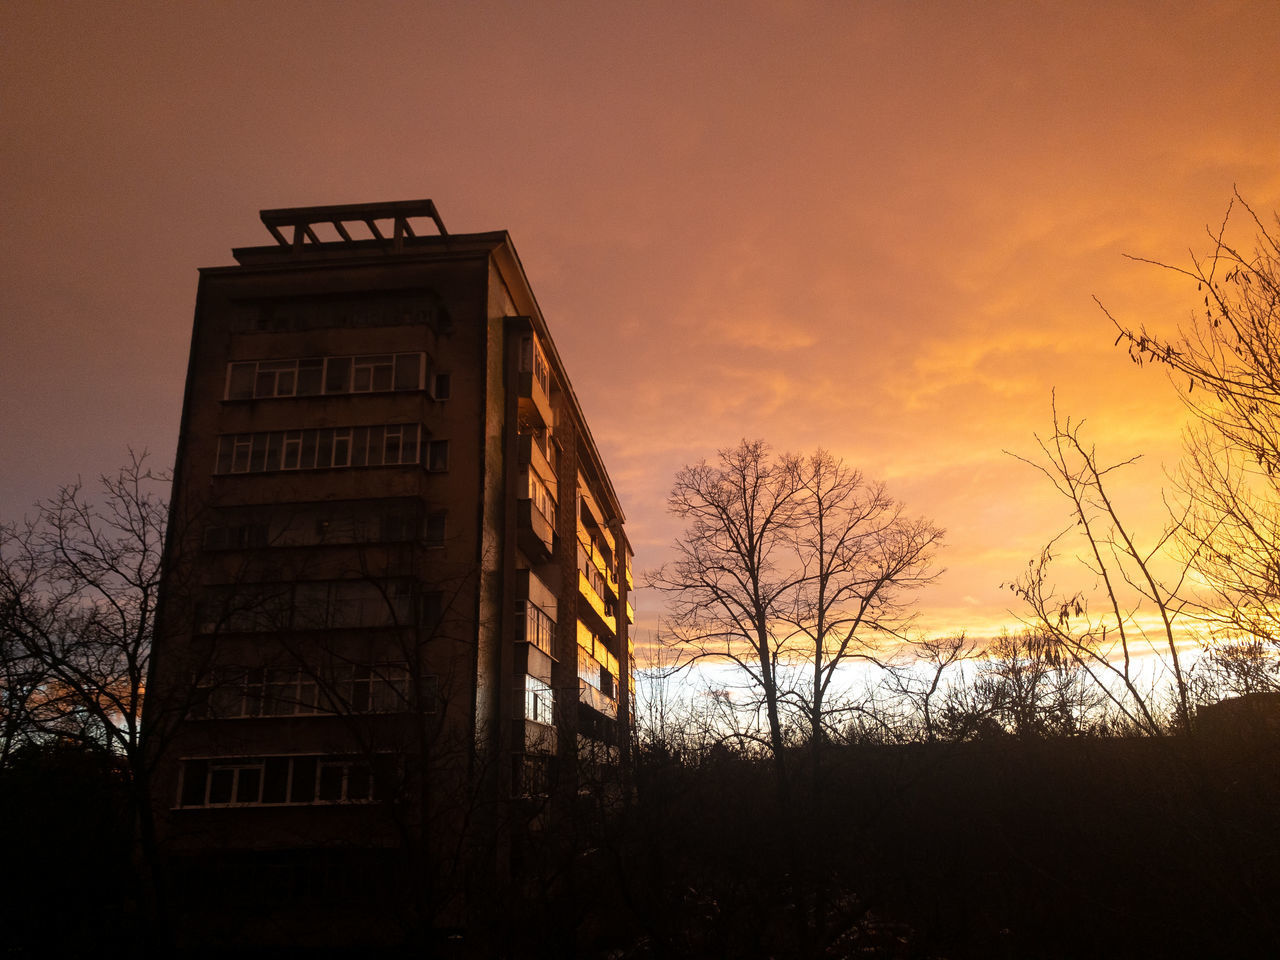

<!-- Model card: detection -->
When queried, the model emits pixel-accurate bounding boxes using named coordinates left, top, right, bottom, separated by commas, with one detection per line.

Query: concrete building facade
left=148, top=200, right=634, bottom=941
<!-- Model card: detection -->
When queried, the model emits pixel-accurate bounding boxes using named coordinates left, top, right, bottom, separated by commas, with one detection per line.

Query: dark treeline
left=5, top=710, right=1280, bottom=958
left=619, top=721, right=1280, bottom=959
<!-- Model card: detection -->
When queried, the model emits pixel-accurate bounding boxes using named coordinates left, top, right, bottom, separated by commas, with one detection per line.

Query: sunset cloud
left=4, top=0, right=1279, bottom=656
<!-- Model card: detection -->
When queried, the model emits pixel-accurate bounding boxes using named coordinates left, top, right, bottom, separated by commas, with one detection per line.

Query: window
left=225, top=354, right=425, bottom=400
left=578, top=647, right=603, bottom=691
left=426, top=439, right=449, bottom=472
left=578, top=542, right=610, bottom=601
left=352, top=355, right=394, bottom=393
left=430, top=372, right=451, bottom=400
left=340, top=663, right=410, bottom=713
left=520, top=335, right=550, bottom=396
left=246, top=503, right=421, bottom=546
left=296, top=358, right=324, bottom=395
left=419, top=591, right=444, bottom=633
left=203, top=521, right=269, bottom=551
left=204, top=668, right=262, bottom=718
left=227, top=363, right=256, bottom=400
left=383, top=423, right=418, bottom=465
left=521, top=601, right=555, bottom=655
left=528, top=471, right=556, bottom=526
left=198, top=580, right=417, bottom=634
left=254, top=360, right=296, bottom=398
left=526, top=425, right=556, bottom=473
left=214, top=424, right=423, bottom=474
left=325, top=356, right=352, bottom=394
left=196, top=584, right=293, bottom=634
left=318, top=759, right=371, bottom=802
left=266, top=667, right=319, bottom=715
left=419, top=674, right=440, bottom=715
left=524, top=675, right=554, bottom=726
left=515, top=754, right=551, bottom=799
left=177, top=755, right=391, bottom=807
left=191, top=663, right=411, bottom=719
left=425, top=510, right=447, bottom=548
left=395, top=354, right=421, bottom=391
left=379, top=510, right=421, bottom=543
left=327, top=580, right=413, bottom=628
left=206, top=760, right=264, bottom=805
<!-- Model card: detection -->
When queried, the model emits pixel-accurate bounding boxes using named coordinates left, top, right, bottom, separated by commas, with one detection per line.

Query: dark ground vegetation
left=4, top=723, right=1278, bottom=959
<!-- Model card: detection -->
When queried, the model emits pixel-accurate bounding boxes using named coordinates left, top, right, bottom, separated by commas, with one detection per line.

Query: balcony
left=518, top=498, right=554, bottom=560
left=597, top=518, right=616, bottom=557
left=578, top=570, right=617, bottom=636
left=517, top=334, right=554, bottom=428
left=514, top=641, right=553, bottom=682
left=578, top=527, right=617, bottom=598
left=517, top=432, right=556, bottom=489
left=579, top=680, right=618, bottom=719
left=514, top=718, right=557, bottom=755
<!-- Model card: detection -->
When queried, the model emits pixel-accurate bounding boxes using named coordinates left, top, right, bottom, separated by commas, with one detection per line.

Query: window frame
left=523, top=674, right=555, bottom=726
left=214, top=424, right=423, bottom=475
left=224, top=353, right=427, bottom=400
left=426, top=439, right=449, bottom=473
left=176, top=754, right=387, bottom=808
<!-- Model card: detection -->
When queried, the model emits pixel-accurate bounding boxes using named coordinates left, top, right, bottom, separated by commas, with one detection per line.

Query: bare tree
left=979, top=629, right=1106, bottom=738
left=887, top=632, right=978, bottom=742
left=0, top=452, right=172, bottom=933
left=651, top=440, right=942, bottom=797
left=780, top=450, right=943, bottom=761
left=1007, top=403, right=1196, bottom=733
left=1106, top=192, right=1280, bottom=658
left=0, top=627, right=48, bottom=765
left=1187, top=636, right=1280, bottom=704
left=650, top=440, right=804, bottom=795
left=0, top=453, right=165, bottom=758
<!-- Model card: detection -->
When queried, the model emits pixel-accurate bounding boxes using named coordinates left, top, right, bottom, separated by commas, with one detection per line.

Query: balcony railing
left=579, top=680, right=618, bottom=719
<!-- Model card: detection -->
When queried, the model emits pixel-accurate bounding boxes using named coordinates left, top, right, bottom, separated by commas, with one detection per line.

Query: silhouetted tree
left=0, top=740, right=135, bottom=955
left=1188, top=636, right=1280, bottom=703
left=780, top=450, right=943, bottom=755
left=650, top=440, right=804, bottom=796
left=651, top=440, right=942, bottom=798
left=887, top=632, right=978, bottom=742
left=976, top=628, right=1105, bottom=738
left=0, top=452, right=171, bottom=941
left=1106, top=192, right=1280, bottom=664
left=1008, top=403, right=1193, bottom=733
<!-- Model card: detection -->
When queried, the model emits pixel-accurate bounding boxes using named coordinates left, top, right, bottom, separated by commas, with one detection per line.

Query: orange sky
left=4, top=1, right=1280, bottom=651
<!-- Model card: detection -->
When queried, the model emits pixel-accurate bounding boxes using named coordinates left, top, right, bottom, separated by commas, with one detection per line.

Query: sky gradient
left=5, top=1, right=1280, bottom=650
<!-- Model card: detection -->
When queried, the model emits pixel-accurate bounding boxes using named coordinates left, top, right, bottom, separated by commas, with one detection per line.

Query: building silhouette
left=148, top=200, right=634, bottom=943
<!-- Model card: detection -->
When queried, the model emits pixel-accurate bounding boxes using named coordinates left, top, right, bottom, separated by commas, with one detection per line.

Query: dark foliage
left=3, top=724, right=1278, bottom=957
left=0, top=741, right=136, bottom=957
left=600, top=730, right=1280, bottom=960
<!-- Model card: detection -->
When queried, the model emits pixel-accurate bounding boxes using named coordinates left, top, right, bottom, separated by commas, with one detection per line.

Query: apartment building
left=148, top=200, right=634, bottom=941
